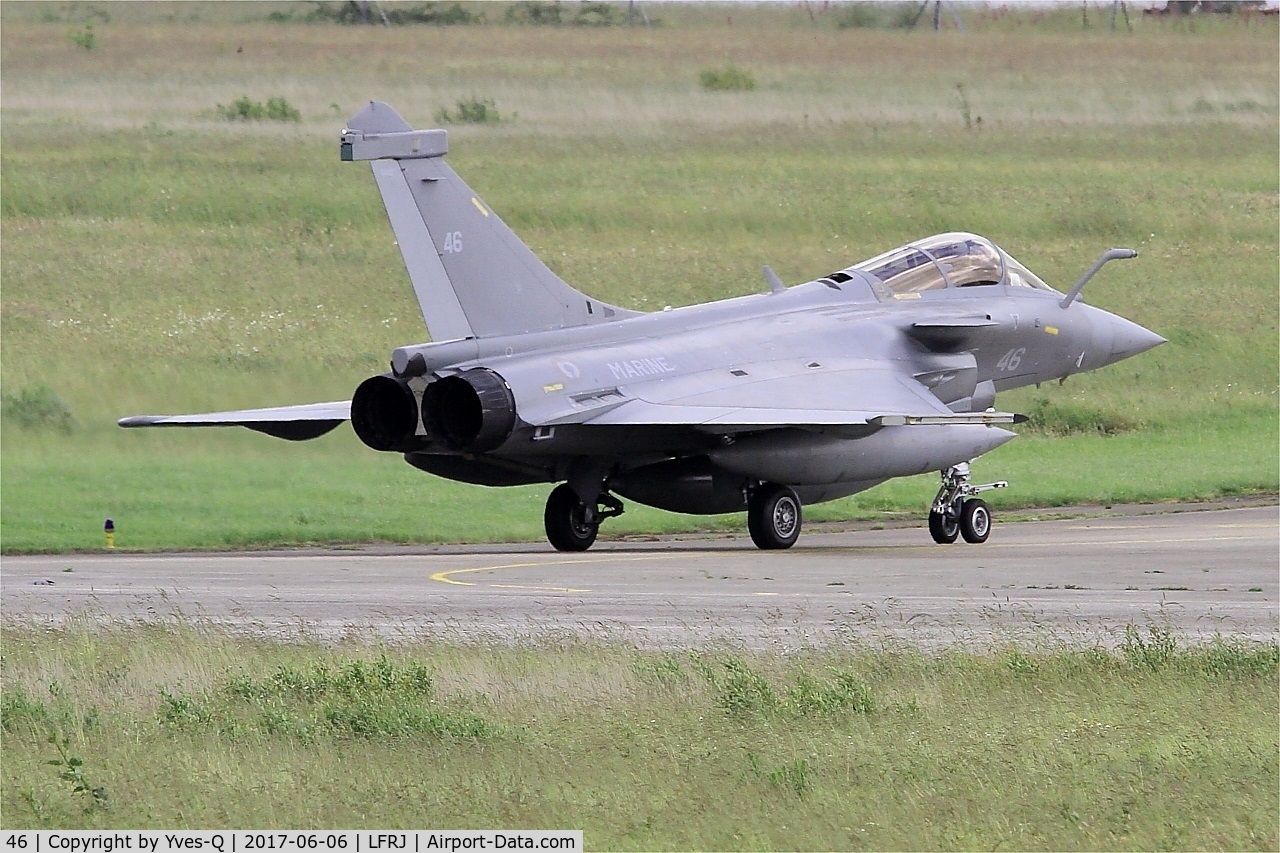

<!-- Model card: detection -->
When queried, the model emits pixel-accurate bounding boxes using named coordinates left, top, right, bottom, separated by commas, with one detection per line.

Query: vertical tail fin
left=342, top=101, right=639, bottom=341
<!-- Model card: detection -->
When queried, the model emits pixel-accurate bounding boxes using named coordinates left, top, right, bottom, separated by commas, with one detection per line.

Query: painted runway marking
left=990, top=533, right=1270, bottom=548
left=1210, top=523, right=1276, bottom=529
left=430, top=560, right=595, bottom=592
left=428, top=554, right=683, bottom=592
left=1065, top=522, right=1275, bottom=531
left=1064, top=524, right=1175, bottom=530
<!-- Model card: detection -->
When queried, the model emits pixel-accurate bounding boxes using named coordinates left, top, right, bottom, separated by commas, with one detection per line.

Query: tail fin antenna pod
left=342, top=101, right=640, bottom=341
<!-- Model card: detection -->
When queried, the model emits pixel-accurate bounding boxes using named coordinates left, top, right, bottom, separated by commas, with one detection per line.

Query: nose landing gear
left=928, top=462, right=1006, bottom=545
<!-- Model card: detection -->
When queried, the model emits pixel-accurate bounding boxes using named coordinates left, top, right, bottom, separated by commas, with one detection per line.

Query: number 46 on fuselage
left=120, top=101, right=1165, bottom=551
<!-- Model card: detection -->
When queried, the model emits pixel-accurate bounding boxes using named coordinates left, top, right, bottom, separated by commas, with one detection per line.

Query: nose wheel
left=928, top=463, right=1004, bottom=545
left=928, top=505, right=961, bottom=544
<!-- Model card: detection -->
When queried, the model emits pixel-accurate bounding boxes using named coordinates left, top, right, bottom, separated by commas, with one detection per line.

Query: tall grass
left=1, top=623, right=1275, bottom=846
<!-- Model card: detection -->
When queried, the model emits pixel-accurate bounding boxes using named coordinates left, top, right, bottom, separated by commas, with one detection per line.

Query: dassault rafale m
left=121, top=102, right=1165, bottom=551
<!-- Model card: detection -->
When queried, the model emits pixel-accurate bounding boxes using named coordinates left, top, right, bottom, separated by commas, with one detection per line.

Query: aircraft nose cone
left=1110, top=316, right=1166, bottom=361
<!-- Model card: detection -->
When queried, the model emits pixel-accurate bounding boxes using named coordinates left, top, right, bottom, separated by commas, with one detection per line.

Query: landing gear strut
left=928, top=462, right=1006, bottom=545
left=544, top=483, right=624, bottom=552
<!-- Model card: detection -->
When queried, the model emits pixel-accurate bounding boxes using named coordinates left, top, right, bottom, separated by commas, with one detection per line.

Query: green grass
left=1, top=411, right=1273, bottom=552
left=1, top=5, right=1276, bottom=552
left=1, top=623, right=1275, bottom=847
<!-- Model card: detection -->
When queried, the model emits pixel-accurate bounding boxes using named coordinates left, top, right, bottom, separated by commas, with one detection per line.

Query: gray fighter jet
left=121, top=102, right=1165, bottom=551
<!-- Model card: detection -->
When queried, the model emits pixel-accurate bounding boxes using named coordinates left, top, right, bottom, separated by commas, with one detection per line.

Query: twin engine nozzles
left=351, top=369, right=516, bottom=454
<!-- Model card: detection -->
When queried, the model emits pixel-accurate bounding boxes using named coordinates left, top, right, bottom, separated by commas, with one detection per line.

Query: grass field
left=2, top=623, right=1276, bottom=847
left=1, top=2, right=1277, bottom=551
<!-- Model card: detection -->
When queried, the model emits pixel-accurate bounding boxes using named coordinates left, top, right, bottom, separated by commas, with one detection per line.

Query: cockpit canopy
left=823, top=233, right=1055, bottom=299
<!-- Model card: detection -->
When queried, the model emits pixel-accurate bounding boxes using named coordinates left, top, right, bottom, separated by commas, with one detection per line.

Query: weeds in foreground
left=1, top=685, right=72, bottom=735
left=1120, top=626, right=1280, bottom=676
left=630, top=653, right=689, bottom=685
left=697, top=656, right=875, bottom=716
left=45, top=733, right=108, bottom=812
left=1005, top=648, right=1041, bottom=674
left=1122, top=624, right=1181, bottom=670
left=158, top=655, right=500, bottom=742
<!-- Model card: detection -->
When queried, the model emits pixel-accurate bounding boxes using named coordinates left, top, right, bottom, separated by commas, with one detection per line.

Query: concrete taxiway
left=3, top=506, right=1276, bottom=648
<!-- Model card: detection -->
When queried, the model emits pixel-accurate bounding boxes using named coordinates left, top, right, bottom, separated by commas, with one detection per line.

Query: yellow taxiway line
left=428, top=553, right=683, bottom=593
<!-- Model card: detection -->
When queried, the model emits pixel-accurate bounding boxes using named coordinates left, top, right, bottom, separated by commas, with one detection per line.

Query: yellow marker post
left=104, top=519, right=115, bottom=549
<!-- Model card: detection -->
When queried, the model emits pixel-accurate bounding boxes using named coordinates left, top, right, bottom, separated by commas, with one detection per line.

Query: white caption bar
left=2, top=832, right=583, bottom=853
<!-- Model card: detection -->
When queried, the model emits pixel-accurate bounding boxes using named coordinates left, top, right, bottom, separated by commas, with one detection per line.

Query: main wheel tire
left=928, top=507, right=960, bottom=544
left=959, top=498, right=991, bottom=544
left=747, top=484, right=802, bottom=550
left=544, top=483, right=598, bottom=552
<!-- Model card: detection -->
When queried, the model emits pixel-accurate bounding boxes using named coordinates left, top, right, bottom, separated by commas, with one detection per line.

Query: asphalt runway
left=3, top=506, right=1276, bottom=648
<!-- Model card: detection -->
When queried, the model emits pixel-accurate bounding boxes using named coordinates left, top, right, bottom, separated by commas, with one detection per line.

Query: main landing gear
left=543, top=479, right=805, bottom=552
left=544, top=483, right=624, bottom=552
left=928, top=462, right=1006, bottom=545
left=748, top=483, right=802, bottom=550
